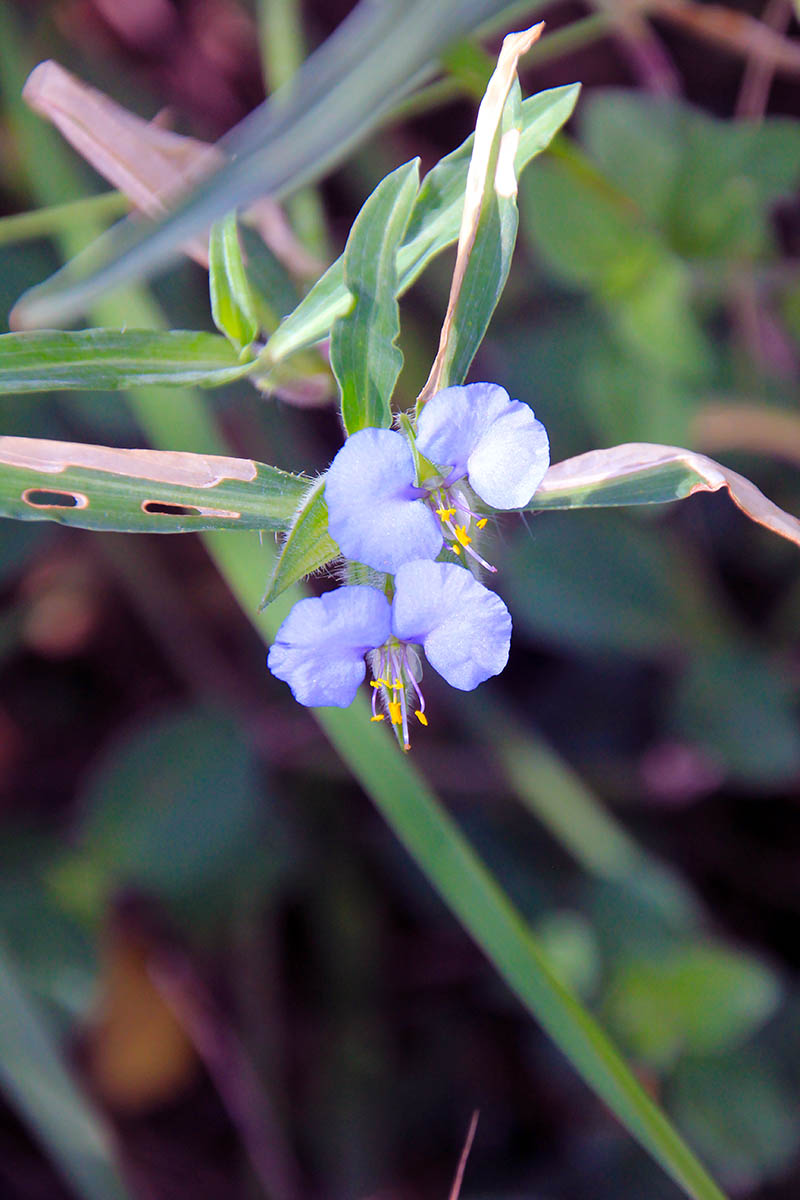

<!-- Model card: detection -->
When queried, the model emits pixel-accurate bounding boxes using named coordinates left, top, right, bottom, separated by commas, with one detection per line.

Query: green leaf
left=671, top=1052, right=800, bottom=1188
left=521, top=148, right=711, bottom=376
left=0, top=940, right=131, bottom=1200
left=0, top=329, right=254, bottom=392
left=0, top=437, right=307, bottom=533
left=79, top=708, right=283, bottom=911
left=14, top=0, right=545, bottom=326
left=208, top=212, right=260, bottom=350
left=671, top=648, right=800, bottom=784
left=506, top=510, right=690, bottom=657
left=604, top=946, right=780, bottom=1070
left=238, top=223, right=299, bottom=330
left=261, top=85, right=580, bottom=366
left=331, top=159, right=419, bottom=433
left=260, top=476, right=338, bottom=608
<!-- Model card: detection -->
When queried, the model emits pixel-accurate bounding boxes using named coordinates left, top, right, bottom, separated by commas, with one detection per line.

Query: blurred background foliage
left=0, top=0, right=800, bottom=1198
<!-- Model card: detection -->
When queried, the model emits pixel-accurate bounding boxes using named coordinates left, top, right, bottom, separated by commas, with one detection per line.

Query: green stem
left=0, top=192, right=128, bottom=246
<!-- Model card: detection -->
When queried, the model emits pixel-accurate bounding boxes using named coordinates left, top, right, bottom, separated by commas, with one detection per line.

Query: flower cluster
left=267, top=383, right=549, bottom=748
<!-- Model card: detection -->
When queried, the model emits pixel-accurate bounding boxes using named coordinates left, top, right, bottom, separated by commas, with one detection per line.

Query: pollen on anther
left=389, top=701, right=402, bottom=724
left=477, top=518, right=488, bottom=529
left=415, top=710, right=428, bottom=726
left=371, top=714, right=385, bottom=722
left=455, top=525, right=472, bottom=547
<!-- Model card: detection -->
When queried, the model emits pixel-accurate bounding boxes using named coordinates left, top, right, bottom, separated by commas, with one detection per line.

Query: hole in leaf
left=141, top=500, right=240, bottom=520
left=142, top=501, right=196, bottom=516
left=22, top=488, right=88, bottom=509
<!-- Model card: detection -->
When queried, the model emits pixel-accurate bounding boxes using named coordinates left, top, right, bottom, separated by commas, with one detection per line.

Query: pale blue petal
left=268, top=585, right=391, bottom=707
left=415, top=382, right=550, bottom=509
left=466, top=401, right=549, bottom=509
left=415, top=383, right=509, bottom=485
left=325, top=427, right=442, bottom=573
left=391, top=560, right=511, bottom=691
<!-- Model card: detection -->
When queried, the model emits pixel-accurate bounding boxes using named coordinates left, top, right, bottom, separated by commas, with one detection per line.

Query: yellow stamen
left=436, top=506, right=456, bottom=521
left=389, top=700, right=402, bottom=725
left=476, top=518, right=488, bottom=529
left=370, top=714, right=385, bottom=722
left=454, top=524, right=472, bottom=547
left=392, top=677, right=402, bottom=689
left=452, top=543, right=462, bottom=555
left=415, top=710, right=428, bottom=726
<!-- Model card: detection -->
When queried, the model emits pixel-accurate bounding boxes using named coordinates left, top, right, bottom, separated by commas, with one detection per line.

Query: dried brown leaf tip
left=21, top=60, right=320, bottom=277
left=418, top=24, right=543, bottom=407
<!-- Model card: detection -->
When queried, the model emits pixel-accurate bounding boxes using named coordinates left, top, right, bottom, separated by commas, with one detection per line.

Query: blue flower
left=391, top=560, right=511, bottom=691
left=267, top=584, right=391, bottom=707
left=324, top=383, right=549, bottom=573
left=267, top=561, right=512, bottom=748
left=415, top=383, right=550, bottom=510
left=325, top=427, right=442, bottom=574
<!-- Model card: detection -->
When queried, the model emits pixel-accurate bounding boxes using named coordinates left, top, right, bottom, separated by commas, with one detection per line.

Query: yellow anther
left=389, top=700, right=402, bottom=725
left=476, top=518, right=488, bottom=529
left=415, top=710, right=428, bottom=726
left=436, top=506, right=456, bottom=521
left=370, top=714, right=385, bottom=722
left=393, top=677, right=403, bottom=689
left=454, top=524, right=472, bottom=547
left=452, top=543, right=462, bottom=555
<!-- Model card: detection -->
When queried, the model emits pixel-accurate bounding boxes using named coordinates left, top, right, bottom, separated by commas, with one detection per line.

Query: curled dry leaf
left=417, top=22, right=544, bottom=406
left=534, top=442, right=800, bottom=549
left=22, top=60, right=321, bottom=277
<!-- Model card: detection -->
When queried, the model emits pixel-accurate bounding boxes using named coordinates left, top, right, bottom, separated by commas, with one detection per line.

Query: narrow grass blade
left=0, top=437, right=306, bottom=533
left=0, top=940, right=131, bottom=1200
left=12, top=0, right=533, bottom=327
left=531, top=442, right=800, bottom=548
left=331, top=160, right=419, bottom=433
left=0, top=329, right=254, bottom=392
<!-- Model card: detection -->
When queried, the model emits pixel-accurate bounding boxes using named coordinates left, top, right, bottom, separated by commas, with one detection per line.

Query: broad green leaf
left=260, top=476, right=338, bottom=608
left=238, top=84, right=580, bottom=367
left=521, top=151, right=711, bottom=376
left=671, top=648, right=800, bottom=784
left=13, top=0, right=544, bottom=327
left=530, top=442, right=800, bottom=550
left=79, top=708, right=285, bottom=912
left=332, top=159, right=419, bottom=433
left=0, top=329, right=254, bottom=392
left=238, top=223, right=300, bottom=330
left=0, top=437, right=307, bottom=533
left=671, top=1052, right=800, bottom=1187
left=584, top=92, right=800, bottom=262
left=0, top=940, right=131, bottom=1200
left=604, top=946, right=780, bottom=1070
left=507, top=510, right=691, bottom=657
left=208, top=212, right=260, bottom=350
left=418, top=25, right=543, bottom=402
